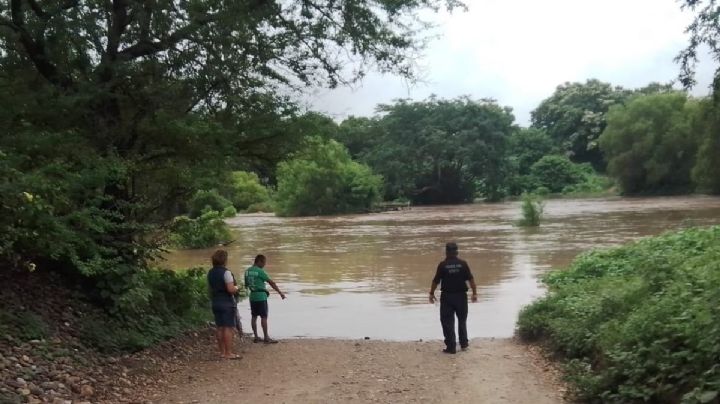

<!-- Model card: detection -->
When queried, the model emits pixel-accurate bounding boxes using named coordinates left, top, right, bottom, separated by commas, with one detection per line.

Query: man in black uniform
left=429, top=242, right=477, bottom=354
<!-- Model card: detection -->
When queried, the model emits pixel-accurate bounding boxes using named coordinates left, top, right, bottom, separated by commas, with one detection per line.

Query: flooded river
left=164, top=196, right=720, bottom=340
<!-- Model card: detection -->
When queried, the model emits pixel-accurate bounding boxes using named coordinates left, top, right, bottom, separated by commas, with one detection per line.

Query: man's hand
left=429, top=293, right=436, bottom=304
left=471, top=293, right=478, bottom=303
left=280, top=292, right=286, bottom=300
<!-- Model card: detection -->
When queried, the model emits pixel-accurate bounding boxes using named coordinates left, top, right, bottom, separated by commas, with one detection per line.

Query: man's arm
left=429, top=280, right=439, bottom=304
left=469, top=278, right=478, bottom=303
left=267, top=280, right=286, bottom=300
left=465, top=262, right=478, bottom=303
left=224, top=271, right=239, bottom=294
left=429, top=264, right=442, bottom=303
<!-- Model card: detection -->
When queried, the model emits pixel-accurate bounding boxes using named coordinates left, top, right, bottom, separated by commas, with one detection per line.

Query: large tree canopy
left=530, top=79, right=629, bottom=170
left=360, top=96, right=516, bottom=203
left=600, top=92, right=701, bottom=195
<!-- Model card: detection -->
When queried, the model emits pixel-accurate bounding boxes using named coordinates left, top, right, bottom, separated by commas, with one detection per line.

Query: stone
left=80, top=384, right=94, bottom=397
left=41, top=381, right=58, bottom=390
left=7, top=379, right=26, bottom=389
left=18, top=388, right=31, bottom=396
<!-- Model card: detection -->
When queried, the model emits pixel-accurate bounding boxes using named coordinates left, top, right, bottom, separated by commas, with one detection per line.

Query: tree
left=336, top=116, right=381, bottom=158
left=692, top=99, right=720, bottom=194
left=678, top=0, right=720, bottom=88
left=599, top=92, right=701, bottom=195
left=0, top=0, right=460, bottom=299
left=365, top=96, right=516, bottom=203
left=224, top=172, right=271, bottom=211
left=530, top=79, right=630, bottom=169
left=275, top=139, right=382, bottom=216
left=529, top=155, right=585, bottom=194
left=508, top=128, right=556, bottom=175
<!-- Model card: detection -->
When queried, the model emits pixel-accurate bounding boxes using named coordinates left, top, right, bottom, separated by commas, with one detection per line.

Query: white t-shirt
left=223, top=270, right=234, bottom=284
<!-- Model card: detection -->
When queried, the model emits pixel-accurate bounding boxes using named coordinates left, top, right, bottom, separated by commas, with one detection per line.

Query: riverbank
left=142, top=332, right=567, bottom=404
left=0, top=269, right=209, bottom=404
left=0, top=269, right=565, bottom=404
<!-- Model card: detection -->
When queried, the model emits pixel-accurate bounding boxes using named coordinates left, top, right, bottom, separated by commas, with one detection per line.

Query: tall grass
left=517, top=193, right=544, bottom=227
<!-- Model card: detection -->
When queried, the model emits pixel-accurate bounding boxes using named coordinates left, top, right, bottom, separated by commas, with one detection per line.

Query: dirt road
left=148, top=337, right=565, bottom=404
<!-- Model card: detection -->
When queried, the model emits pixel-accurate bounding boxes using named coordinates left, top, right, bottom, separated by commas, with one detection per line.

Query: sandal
left=263, top=338, right=279, bottom=344
left=253, top=337, right=261, bottom=343
left=224, top=354, right=242, bottom=360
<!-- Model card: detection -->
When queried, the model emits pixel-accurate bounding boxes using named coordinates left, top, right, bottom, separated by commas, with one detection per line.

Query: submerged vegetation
left=517, top=194, right=544, bottom=227
left=517, top=226, right=720, bottom=402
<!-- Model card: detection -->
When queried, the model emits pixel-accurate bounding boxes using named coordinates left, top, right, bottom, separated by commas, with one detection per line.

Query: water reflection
left=164, top=196, right=720, bottom=340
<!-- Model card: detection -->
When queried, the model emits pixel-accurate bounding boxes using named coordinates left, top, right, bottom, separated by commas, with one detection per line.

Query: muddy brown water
left=164, top=196, right=720, bottom=340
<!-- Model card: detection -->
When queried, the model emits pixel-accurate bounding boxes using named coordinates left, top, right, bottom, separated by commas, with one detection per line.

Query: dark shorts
left=250, top=300, right=269, bottom=318
left=212, top=305, right=237, bottom=328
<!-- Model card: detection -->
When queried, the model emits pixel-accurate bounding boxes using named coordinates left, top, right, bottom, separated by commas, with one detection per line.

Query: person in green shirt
left=244, top=254, right=286, bottom=343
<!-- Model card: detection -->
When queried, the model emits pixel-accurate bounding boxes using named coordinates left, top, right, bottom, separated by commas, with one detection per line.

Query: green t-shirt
left=244, top=265, right=271, bottom=302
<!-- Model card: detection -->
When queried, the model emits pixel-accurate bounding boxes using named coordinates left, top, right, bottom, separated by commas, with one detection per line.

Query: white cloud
left=305, top=0, right=715, bottom=125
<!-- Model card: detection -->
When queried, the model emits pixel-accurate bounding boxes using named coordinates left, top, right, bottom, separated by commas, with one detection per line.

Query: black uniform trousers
left=440, top=292, right=468, bottom=351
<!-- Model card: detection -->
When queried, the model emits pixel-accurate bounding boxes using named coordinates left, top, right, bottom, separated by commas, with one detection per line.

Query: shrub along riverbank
left=517, top=226, right=720, bottom=403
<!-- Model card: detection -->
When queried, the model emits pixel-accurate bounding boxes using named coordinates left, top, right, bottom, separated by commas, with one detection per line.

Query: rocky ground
left=0, top=269, right=206, bottom=404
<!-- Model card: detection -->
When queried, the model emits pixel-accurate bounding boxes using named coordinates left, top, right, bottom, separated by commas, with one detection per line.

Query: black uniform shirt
left=433, top=257, right=474, bottom=292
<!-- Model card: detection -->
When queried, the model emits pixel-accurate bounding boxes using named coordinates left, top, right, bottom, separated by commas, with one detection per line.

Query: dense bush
left=225, top=171, right=272, bottom=211
left=188, top=190, right=235, bottom=219
left=600, top=92, right=701, bottom=195
left=517, top=226, right=720, bottom=402
left=509, top=128, right=557, bottom=175
left=0, top=309, right=49, bottom=341
left=275, top=139, right=383, bottom=216
left=692, top=100, right=720, bottom=194
left=168, top=210, right=233, bottom=249
left=516, top=193, right=544, bottom=227
left=530, top=155, right=585, bottom=193
left=80, top=268, right=213, bottom=352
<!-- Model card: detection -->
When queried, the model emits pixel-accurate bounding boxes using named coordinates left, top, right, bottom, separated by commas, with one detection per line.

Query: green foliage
left=245, top=201, right=275, bottom=213
left=531, top=79, right=631, bottom=169
left=356, top=96, right=516, bottom=203
left=188, top=190, right=234, bottom=219
left=335, top=116, right=380, bottom=158
left=275, top=139, right=383, bottom=216
left=0, top=309, right=49, bottom=341
left=517, top=226, right=720, bottom=402
left=692, top=99, right=720, bottom=194
left=169, top=210, right=233, bottom=249
left=225, top=171, right=272, bottom=211
left=509, top=128, right=557, bottom=175
left=529, top=155, right=585, bottom=193
left=600, top=92, right=701, bottom=195
left=0, top=135, right=157, bottom=281
left=80, top=268, right=213, bottom=352
left=516, top=194, right=544, bottom=227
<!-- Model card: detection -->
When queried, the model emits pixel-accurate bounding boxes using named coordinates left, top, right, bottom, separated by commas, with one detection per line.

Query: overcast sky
left=305, top=0, right=715, bottom=126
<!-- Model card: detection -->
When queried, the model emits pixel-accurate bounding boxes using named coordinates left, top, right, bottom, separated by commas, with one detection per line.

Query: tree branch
left=106, top=0, right=130, bottom=58
left=6, top=0, right=71, bottom=88
left=117, top=13, right=216, bottom=61
left=26, top=0, right=50, bottom=20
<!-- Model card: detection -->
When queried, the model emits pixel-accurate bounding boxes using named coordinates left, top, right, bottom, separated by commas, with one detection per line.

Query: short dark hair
left=211, top=250, right=228, bottom=266
left=254, top=254, right=266, bottom=264
left=445, top=242, right=458, bottom=256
